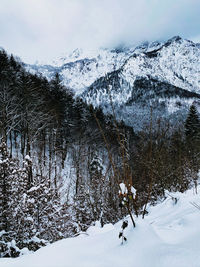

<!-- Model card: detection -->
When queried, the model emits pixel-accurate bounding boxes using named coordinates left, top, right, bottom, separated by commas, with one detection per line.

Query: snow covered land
left=1, top=185, right=200, bottom=267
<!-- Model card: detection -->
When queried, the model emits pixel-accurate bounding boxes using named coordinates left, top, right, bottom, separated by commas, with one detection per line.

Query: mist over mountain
left=1, top=0, right=200, bottom=63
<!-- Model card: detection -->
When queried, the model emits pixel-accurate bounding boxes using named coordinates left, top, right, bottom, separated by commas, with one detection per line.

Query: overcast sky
left=1, top=0, right=200, bottom=63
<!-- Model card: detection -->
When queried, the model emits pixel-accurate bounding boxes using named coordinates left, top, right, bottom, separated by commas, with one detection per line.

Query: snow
left=122, top=37, right=200, bottom=95
left=119, top=183, right=136, bottom=198
left=83, top=37, right=200, bottom=110
left=1, top=186, right=200, bottom=267
left=131, top=186, right=136, bottom=196
left=26, top=37, right=200, bottom=102
left=160, top=97, right=196, bottom=114
left=0, top=230, right=6, bottom=238
left=29, top=237, right=48, bottom=245
left=25, top=217, right=33, bottom=222
left=27, top=198, right=35, bottom=204
left=26, top=47, right=133, bottom=95
left=27, top=186, right=40, bottom=193
left=25, top=155, right=32, bottom=161
left=119, top=182, right=128, bottom=194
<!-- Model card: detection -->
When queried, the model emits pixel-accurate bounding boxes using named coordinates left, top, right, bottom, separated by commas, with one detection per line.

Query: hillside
left=1, top=184, right=200, bottom=267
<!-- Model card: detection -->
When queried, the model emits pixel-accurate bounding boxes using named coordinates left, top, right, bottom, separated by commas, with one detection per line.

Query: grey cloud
left=0, top=0, right=200, bottom=63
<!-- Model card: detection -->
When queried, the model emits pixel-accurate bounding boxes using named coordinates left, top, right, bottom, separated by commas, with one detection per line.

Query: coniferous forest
left=0, top=49, right=200, bottom=257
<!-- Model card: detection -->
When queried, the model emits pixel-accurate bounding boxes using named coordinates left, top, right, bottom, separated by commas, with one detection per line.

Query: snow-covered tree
left=73, top=181, right=93, bottom=232
left=89, top=153, right=104, bottom=222
left=0, top=141, right=29, bottom=256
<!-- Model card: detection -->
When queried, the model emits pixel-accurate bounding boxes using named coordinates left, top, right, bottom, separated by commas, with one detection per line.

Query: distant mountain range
left=25, top=36, right=200, bottom=130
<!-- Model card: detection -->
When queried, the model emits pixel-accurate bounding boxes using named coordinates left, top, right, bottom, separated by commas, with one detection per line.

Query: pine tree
left=185, top=104, right=200, bottom=142
left=185, top=104, right=200, bottom=174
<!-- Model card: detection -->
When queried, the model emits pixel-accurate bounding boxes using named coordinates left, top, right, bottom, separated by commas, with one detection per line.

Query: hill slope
left=1, top=185, right=200, bottom=267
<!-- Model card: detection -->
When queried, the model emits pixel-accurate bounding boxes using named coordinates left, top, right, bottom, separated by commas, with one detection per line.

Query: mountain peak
left=164, top=36, right=183, bottom=47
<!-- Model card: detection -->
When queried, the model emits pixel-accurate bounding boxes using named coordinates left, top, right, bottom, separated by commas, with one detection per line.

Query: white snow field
left=1, top=186, right=200, bottom=267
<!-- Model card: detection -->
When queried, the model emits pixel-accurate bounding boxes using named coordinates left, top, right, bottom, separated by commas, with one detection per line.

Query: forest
left=0, top=49, right=200, bottom=257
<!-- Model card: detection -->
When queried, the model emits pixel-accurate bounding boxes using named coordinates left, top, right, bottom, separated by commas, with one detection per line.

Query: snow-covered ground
left=1, top=186, right=200, bottom=267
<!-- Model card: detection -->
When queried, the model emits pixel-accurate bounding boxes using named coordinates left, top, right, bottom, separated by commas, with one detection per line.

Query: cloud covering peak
left=1, top=0, right=200, bottom=63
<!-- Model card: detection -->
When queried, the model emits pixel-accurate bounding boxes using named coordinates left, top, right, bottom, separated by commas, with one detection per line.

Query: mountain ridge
left=25, top=36, right=200, bottom=129
left=26, top=36, right=200, bottom=94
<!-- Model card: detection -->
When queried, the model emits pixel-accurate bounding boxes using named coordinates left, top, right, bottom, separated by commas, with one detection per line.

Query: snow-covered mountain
left=83, top=36, right=200, bottom=102
left=26, top=36, right=200, bottom=129
left=26, top=47, right=134, bottom=95
left=27, top=36, right=200, bottom=95
left=123, top=36, right=200, bottom=93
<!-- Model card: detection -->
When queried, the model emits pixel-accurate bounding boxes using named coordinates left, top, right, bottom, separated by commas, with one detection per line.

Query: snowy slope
left=122, top=36, right=200, bottom=94
left=83, top=37, right=200, bottom=105
left=26, top=47, right=134, bottom=95
left=27, top=37, right=200, bottom=98
left=2, top=185, right=200, bottom=267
